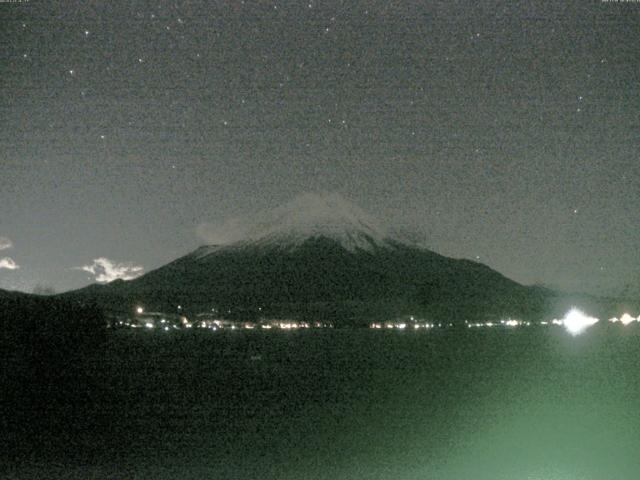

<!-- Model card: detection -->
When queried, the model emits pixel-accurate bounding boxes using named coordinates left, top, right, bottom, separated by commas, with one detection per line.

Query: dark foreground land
left=3, top=322, right=640, bottom=479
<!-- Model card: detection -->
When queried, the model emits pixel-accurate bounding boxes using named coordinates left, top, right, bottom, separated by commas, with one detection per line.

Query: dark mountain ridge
left=58, top=193, right=637, bottom=324
left=63, top=236, right=553, bottom=324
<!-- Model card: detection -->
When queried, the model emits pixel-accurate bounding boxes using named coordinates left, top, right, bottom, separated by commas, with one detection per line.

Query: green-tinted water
left=7, top=325, right=640, bottom=479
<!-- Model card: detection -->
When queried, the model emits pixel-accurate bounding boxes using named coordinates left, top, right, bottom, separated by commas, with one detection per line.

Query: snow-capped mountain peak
left=245, top=192, right=390, bottom=250
left=197, top=192, right=397, bottom=255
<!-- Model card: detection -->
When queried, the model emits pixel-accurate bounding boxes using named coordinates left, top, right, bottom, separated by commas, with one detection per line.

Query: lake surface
left=6, top=324, right=640, bottom=479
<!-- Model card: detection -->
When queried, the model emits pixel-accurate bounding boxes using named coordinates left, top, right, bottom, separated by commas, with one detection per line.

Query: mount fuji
left=65, top=192, right=558, bottom=324
left=196, top=192, right=395, bottom=254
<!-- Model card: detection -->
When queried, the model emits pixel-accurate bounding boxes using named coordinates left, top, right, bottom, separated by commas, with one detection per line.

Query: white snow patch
left=197, top=192, right=399, bottom=253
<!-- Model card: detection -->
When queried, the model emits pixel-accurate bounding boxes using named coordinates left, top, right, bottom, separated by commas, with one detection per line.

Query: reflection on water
left=9, top=324, right=640, bottom=479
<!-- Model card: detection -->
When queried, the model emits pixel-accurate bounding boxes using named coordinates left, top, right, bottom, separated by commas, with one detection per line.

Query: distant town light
left=619, top=313, right=636, bottom=326
left=562, top=308, right=599, bottom=336
left=136, top=306, right=144, bottom=314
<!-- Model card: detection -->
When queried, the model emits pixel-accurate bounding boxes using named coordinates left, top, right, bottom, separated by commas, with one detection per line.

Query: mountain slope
left=62, top=193, right=564, bottom=323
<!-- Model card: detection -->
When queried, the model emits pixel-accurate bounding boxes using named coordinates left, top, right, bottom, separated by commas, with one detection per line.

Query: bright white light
left=136, top=307, right=144, bottom=314
left=504, top=319, right=519, bottom=327
left=562, top=308, right=599, bottom=336
left=145, top=322, right=154, bottom=329
left=620, top=313, right=636, bottom=326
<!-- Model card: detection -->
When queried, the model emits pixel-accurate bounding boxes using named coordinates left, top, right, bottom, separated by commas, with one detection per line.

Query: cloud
left=76, top=257, right=144, bottom=283
left=0, top=236, right=13, bottom=251
left=0, top=257, right=19, bottom=270
left=196, top=217, right=252, bottom=245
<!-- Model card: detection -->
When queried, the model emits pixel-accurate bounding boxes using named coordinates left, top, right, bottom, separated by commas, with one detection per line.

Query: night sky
left=1, top=0, right=639, bottom=294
